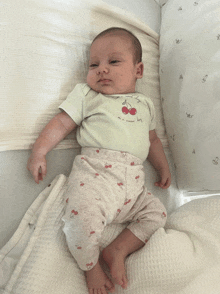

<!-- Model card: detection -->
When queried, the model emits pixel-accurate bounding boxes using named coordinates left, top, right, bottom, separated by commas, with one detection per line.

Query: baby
left=27, top=27, right=171, bottom=294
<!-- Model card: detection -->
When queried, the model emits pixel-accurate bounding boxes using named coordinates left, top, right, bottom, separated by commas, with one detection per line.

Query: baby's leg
left=62, top=153, right=117, bottom=293
left=102, top=228, right=144, bottom=289
left=63, top=208, right=115, bottom=294
left=102, top=190, right=167, bottom=289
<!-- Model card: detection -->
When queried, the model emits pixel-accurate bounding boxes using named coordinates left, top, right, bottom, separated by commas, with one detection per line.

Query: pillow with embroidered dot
left=159, top=0, right=220, bottom=192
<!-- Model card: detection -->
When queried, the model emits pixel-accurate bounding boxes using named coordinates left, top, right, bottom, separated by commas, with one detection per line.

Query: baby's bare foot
left=85, top=261, right=115, bottom=294
left=102, top=245, right=128, bottom=289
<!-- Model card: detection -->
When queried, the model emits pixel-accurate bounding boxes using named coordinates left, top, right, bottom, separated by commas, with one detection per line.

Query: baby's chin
left=97, top=88, right=118, bottom=95
left=90, top=85, right=118, bottom=95
left=89, top=84, right=134, bottom=95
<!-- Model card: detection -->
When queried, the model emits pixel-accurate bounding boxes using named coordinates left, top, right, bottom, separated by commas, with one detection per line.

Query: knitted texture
left=1, top=174, right=220, bottom=293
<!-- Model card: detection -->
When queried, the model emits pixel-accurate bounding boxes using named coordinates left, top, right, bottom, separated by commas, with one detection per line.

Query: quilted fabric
left=1, top=174, right=220, bottom=294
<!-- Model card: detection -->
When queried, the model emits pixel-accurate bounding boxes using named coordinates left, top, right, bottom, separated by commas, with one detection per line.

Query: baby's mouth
left=98, top=79, right=111, bottom=83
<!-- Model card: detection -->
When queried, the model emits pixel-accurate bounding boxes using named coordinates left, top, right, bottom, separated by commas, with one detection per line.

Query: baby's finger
left=165, top=178, right=171, bottom=189
left=32, top=165, right=42, bottom=184
left=33, top=168, right=40, bottom=184
left=158, top=176, right=167, bottom=188
left=154, top=181, right=160, bottom=187
left=40, top=164, right=47, bottom=180
left=162, top=177, right=171, bottom=189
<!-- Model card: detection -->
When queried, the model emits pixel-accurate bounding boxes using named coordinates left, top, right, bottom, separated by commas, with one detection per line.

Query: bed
left=0, top=0, right=220, bottom=293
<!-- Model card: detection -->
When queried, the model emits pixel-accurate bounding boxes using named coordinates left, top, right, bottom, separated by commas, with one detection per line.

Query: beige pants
left=62, top=147, right=167, bottom=271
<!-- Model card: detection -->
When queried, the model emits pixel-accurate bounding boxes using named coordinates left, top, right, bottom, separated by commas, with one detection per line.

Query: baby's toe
left=99, top=286, right=107, bottom=294
left=121, top=275, right=128, bottom=289
left=111, top=271, right=125, bottom=287
left=105, top=279, right=115, bottom=292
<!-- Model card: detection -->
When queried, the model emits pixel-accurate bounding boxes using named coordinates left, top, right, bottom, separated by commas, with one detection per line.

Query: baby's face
left=87, top=34, right=143, bottom=95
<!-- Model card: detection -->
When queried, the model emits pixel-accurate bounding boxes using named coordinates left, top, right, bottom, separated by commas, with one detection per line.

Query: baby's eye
left=110, top=60, right=119, bottom=64
left=89, top=64, right=98, bottom=68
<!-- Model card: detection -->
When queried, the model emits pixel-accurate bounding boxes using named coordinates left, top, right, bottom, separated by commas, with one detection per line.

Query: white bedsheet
left=1, top=174, right=220, bottom=294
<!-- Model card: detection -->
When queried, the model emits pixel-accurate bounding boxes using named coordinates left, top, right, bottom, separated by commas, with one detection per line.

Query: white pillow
left=159, top=0, right=220, bottom=191
left=0, top=0, right=167, bottom=151
left=154, top=0, right=169, bottom=7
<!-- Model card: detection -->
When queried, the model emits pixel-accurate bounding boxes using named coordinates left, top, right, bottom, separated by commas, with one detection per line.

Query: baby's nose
left=97, top=64, right=109, bottom=74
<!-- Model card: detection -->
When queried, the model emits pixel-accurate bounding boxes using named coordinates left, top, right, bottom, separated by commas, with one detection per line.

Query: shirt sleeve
left=149, top=100, right=156, bottom=131
left=59, top=83, right=86, bottom=126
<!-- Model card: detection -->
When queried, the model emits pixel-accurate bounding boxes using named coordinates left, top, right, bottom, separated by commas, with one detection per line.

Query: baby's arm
left=147, top=130, right=171, bottom=189
left=27, top=111, right=77, bottom=184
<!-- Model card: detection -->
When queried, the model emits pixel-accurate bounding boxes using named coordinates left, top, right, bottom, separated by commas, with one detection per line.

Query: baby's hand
left=27, top=152, right=47, bottom=184
left=154, top=168, right=171, bottom=189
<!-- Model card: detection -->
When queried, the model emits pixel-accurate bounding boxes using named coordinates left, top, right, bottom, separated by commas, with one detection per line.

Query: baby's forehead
left=90, top=33, right=133, bottom=55
left=96, top=31, right=132, bottom=44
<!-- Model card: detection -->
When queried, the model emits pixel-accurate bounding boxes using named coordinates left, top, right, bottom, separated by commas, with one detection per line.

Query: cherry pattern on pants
left=65, top=149, right=167, bottom=272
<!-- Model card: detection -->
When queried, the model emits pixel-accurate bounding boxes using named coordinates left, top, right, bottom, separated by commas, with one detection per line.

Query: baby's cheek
left=86, top=73, right=91, bottom=85
left=87, top=74, right=99, bottom=92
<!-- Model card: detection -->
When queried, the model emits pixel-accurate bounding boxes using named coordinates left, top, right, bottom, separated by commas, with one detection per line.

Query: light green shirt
left=59, top=83, right=156, bottom=161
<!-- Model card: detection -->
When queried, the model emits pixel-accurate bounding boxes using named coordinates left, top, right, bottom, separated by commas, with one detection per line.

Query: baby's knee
left=144, top=197, right=167, bottom=226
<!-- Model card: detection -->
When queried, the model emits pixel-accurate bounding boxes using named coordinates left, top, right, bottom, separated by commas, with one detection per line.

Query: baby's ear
left=136, top=62, right=144, bottom=79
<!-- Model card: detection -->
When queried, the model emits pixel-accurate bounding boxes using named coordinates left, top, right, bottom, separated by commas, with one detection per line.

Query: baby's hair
left=92, top=27, right=142, bottom=64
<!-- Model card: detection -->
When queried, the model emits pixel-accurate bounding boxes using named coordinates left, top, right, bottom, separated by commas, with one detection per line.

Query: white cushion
left=159, top=0, right=220, bottom=191
left=0, top=0, right=167, bottom=151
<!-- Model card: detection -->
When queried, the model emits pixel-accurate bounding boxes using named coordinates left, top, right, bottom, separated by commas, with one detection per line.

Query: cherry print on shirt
left=122, top=100, right=137, bottom=117
left=80, top=182, right=85, bottom=187
left=117, top=209, right=121, bottom=213
left=135, top=175, right=140, bottom=180
left=131, top=162, right=135, bottom=166
left=117, top=182, right=123, bottom=187
left=122, top=106, right=137, bottom=115
left=118, top=96, right=143, bottom=123
left=66, top=198, right=69, bottom=203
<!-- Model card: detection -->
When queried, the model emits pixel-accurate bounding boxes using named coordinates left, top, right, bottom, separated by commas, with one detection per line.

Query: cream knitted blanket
left=1, top=174, right=220, bottom=294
